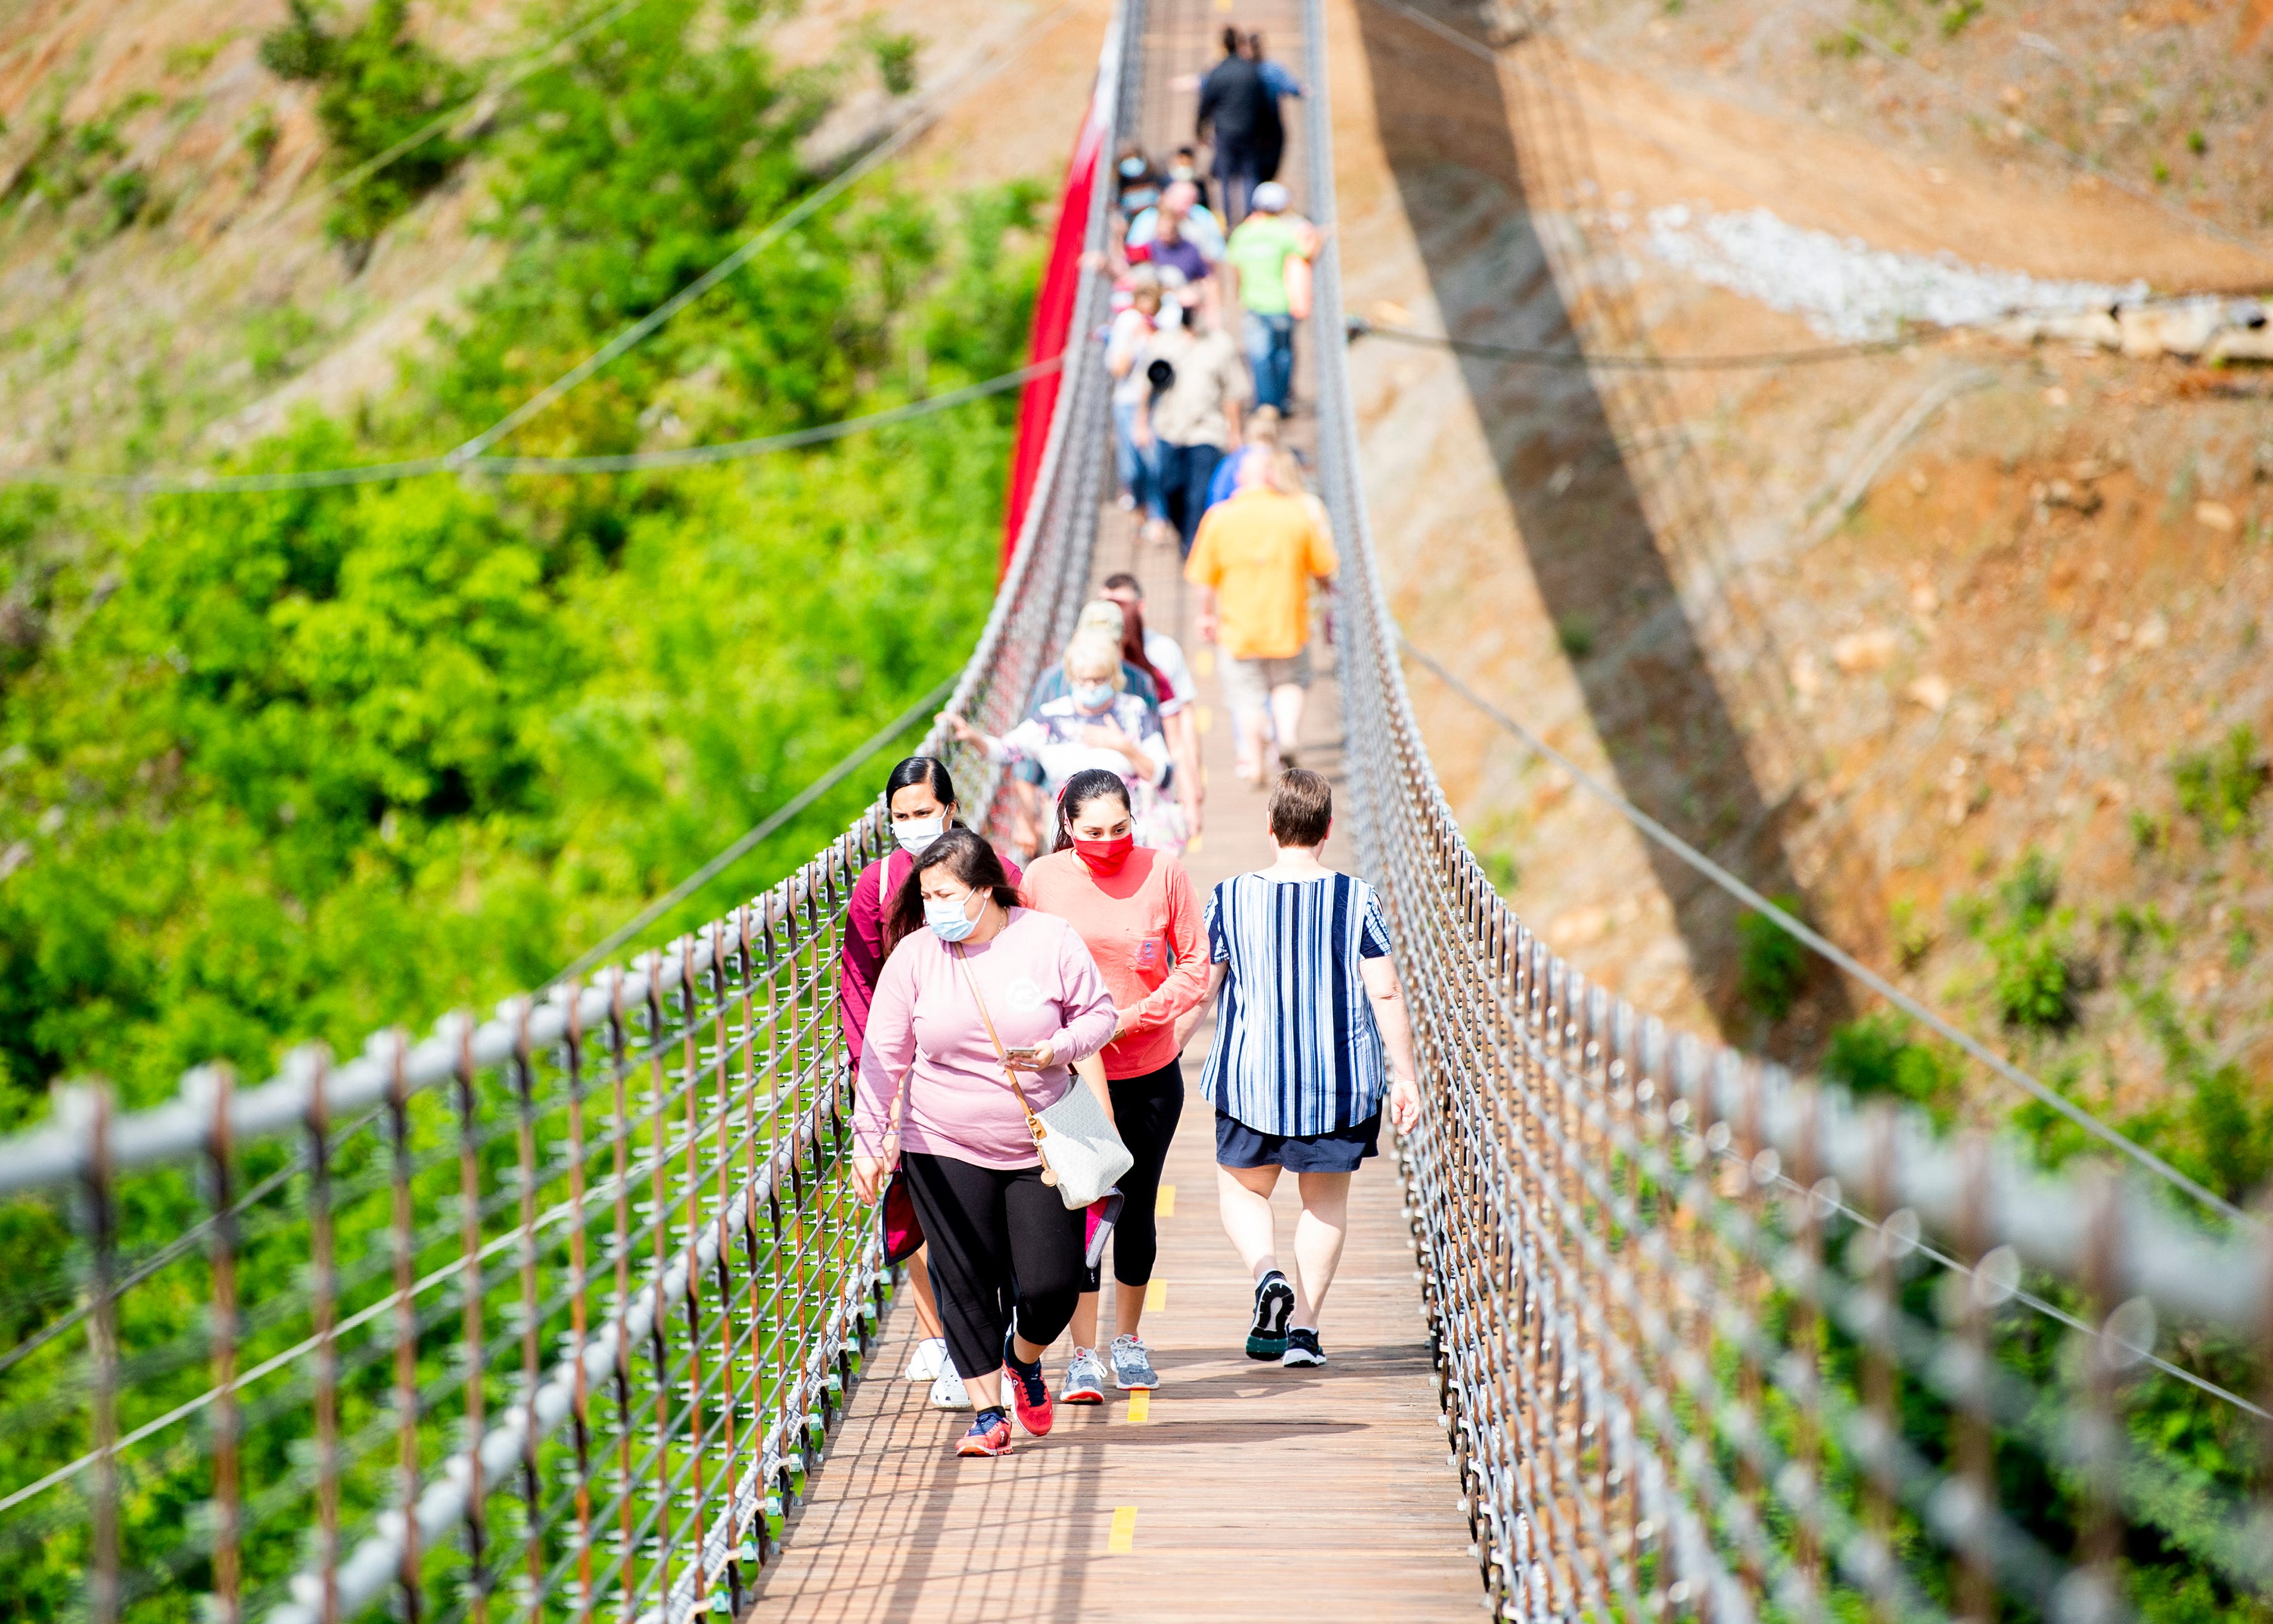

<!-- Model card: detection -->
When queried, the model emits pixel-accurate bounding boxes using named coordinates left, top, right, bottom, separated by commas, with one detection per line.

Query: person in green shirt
left=1222, top=181, right=1316, bottom=412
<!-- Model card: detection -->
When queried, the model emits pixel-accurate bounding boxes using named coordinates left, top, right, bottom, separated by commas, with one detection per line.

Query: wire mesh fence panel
left=0, top=13, right=1132, bottom=1618
left=1295, top=5, right=2271, bottom=1623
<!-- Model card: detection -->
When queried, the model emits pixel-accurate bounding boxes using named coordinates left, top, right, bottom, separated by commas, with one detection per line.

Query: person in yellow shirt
left=1184, top=451, right=1339, bottom=785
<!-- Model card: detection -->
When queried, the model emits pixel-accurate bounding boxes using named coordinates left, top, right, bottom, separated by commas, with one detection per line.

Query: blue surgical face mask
left=924, top=890, right=980, bottom=943
left=1073, top=681, right=1116, bottom=712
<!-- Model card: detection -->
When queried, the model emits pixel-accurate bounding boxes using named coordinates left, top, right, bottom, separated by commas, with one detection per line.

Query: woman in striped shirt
left=1196, top=768, right=1419, bottom=1368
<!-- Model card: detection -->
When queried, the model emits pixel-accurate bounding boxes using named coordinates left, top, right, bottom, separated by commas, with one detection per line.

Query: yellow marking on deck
left=1195, top=703, right=1214, bottom=734
left=1156, top=1183, right=1176, bottom=1217
left=1109, top=1505, right=1138, bottom=1552
left=1145, top=1279, right=1168, bottom=1311
left=1193, top=647, right=1215, bottom=678
left=1125, top=1388, right=1152, bottom=1424
left=1184, top=834, right=1204, bottom=854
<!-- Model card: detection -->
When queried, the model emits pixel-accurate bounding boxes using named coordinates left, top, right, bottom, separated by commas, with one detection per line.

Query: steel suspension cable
left=1398, top=632, right=2257, bottom=1229
left=0, top=358, right=1056, bottom=494
left=0, top=7, right=1077, bottom=496
left=447, top=1, right=1083, bottom=463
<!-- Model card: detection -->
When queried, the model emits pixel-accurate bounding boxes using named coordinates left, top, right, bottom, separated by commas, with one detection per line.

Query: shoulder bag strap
left=950, top=943, right=1052, bottom=1148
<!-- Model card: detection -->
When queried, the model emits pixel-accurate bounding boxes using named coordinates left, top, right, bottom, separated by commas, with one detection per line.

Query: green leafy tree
left=261, top=0, right=474, bottom=259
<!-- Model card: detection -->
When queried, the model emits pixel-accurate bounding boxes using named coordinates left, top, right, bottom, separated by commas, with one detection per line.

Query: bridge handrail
left=0, top=9, right=1133, bottom=1623
left=1296, top=4, right=2269, bottom=1620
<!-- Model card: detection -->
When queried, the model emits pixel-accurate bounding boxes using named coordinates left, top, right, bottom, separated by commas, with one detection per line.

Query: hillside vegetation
left=0, top=0, right=1045, bottom=1128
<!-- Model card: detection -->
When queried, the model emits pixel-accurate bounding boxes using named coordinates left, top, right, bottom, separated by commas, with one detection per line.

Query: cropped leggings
left=901, top=1150, right=1085, bottom=1384
left=1085, top=1059, right=1185, bottom=1293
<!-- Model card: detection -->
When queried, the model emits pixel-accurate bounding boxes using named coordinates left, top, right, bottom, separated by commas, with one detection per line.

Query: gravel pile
left=1632, top=203, right=2149, bottom=341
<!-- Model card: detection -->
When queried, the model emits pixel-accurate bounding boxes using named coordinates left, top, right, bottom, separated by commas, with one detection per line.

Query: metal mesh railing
left=0, top=13, right=1130, bottom=1621
left=1298, top=4, right=2270, bottom=1622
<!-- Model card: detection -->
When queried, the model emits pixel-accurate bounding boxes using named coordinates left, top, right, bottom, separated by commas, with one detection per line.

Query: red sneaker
left=1004, top=1357, right=1055, bottom=1436
left=957, top=1411, right=1012, bottom=1457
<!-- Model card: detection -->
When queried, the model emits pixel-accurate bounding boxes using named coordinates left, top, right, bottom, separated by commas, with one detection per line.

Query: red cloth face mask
left=1073, top=833, right=1136, bottom=875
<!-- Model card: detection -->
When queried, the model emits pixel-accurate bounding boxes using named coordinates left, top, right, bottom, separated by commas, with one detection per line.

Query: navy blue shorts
left=1214, top=1108, right=1381, bottom=1173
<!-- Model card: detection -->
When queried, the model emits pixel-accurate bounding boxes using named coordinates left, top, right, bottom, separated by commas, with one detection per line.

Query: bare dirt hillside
left=1326, top=0, right=2273, bottom=1131
left=0, top=0, right=1106, bottom=472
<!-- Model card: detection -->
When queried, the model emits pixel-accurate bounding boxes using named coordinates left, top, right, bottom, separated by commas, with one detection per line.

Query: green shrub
left=1991, top=930, right=2075, bottom=1030
left=1974, top=851, right=2076, bottom=1031
left=1555, top=614, right=1595, bottom=659
left=1820, top=1012, right=1960, bottom=1113
left=1738, top=895, right=1809, bottom=1020
left=260, top=0, right=472, bottom=255
left=871, top=30, right=921, bottom=95
left=100, top=165, right=149, bottom=230
left=241, top=104, right=280, bottom=172
left=2172, top=724, right=2266, bottom=843
left=258, top=0, right=337, bottom=81
left=2134, top=986, right=2273, bottom=1204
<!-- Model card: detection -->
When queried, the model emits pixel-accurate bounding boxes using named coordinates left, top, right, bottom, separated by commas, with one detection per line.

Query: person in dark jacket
left=1196, top=26, right=1275, bottom=227
left=1244, top=30, right=1303, bottom=184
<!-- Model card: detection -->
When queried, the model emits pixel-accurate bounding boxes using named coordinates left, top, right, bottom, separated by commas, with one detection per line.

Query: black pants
left=902, top=1150, right=1085, bottom=1384
left=1159, top=441, right=1226, bottom=558
left=1086, top=1060, right=1185, bottom=1292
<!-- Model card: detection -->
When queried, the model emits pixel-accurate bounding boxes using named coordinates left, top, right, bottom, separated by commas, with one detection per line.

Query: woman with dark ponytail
left=1019, top=768, right=1208, bottom=1399
left=840, top=756, right=1025, bottom=1411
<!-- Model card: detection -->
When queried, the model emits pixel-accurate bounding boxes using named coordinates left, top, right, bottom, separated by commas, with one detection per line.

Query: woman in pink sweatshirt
left=1020, top=768, right=1208, bottom=1400
left=851, top=828, right=1117, bottom=1457
left=839, top=756, right=1023, bottom=1411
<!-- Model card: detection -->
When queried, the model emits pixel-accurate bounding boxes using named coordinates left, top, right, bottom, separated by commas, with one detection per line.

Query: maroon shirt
left=840, top=844, right=1025, bottom=1065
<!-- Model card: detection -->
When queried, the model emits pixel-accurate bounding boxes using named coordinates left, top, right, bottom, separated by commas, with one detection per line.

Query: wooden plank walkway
left=746, top=512, right=1481, bottom=1620
left=743, top=3, right=1482, bottom=1614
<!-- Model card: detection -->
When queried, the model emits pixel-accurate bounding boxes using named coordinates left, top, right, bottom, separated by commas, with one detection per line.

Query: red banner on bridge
left=1001, top=103, right=1104, bottom=575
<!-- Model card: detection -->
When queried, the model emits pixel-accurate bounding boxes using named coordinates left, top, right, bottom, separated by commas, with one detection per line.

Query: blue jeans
left=1157, top=441, right=1226, bottom=558
left=1112, top=397, right=1163, bottom=518
left=1244, top=310, right=1296, bottom=413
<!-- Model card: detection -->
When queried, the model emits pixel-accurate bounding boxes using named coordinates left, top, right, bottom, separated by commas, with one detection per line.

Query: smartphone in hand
left=1004, top=1045, right=1039, bottom=1063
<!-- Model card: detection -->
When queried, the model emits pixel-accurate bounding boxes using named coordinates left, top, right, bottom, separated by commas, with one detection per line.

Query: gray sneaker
left=1110, top=1332, right=1159, bottom=1390
left=1061, top=1346, right=1107, bottom=1405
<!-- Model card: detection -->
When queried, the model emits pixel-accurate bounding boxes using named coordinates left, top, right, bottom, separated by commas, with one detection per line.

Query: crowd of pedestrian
left=1104, top=25, right=1321, bottom=551
left=831, top=19, right=1413, bottom=1467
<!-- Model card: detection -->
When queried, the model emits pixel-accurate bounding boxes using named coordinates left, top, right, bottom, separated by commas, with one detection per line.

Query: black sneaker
left=1246, top=1270, right=1294, bottom=1360
left=1282, top=1327, right=1326, bottom=1367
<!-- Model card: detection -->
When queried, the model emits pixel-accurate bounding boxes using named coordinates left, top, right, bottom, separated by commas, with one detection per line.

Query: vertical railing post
left=83, top=1084, right=121, bottom=1624
left=306, top=1051, right=341, bottom=1624
left=388, top=1033, right=424, bottom=1623
left=561, top=986, right=597, bottom=1623
left=203, top=1066, right=243, bottom=1624
left=509, top=1000, right=544, bottom=1608
left=453, top=1019, right=491, bottom=1624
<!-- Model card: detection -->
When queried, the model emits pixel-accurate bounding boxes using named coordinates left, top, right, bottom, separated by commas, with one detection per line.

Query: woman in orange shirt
left=1020, top=768, right=1210, bottom=1397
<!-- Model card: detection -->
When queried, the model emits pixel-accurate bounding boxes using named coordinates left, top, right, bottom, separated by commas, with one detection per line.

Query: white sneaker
left=929, top=1363, right=972, bottom=1411
left=904, top=1336, right=948, bottom=1382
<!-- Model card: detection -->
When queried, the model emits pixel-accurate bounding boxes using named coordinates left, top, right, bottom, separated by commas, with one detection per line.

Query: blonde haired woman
left=946, top=633, right=1184, bottom=850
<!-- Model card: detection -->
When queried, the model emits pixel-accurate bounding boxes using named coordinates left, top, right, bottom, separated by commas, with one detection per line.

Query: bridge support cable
left=0, top=15, right=1130, bottom=1624
left=1298, top=3, right=2271, bottom=1620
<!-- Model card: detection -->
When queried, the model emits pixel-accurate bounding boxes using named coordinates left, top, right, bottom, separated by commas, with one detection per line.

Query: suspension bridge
left=1, top=1, right=2269, bottom=1621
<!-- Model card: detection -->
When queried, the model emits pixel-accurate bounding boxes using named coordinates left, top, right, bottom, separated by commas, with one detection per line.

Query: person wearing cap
left=1222, top=181, right=1315, bottom=415
left=1134, top=291, right=1250, bottom=558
